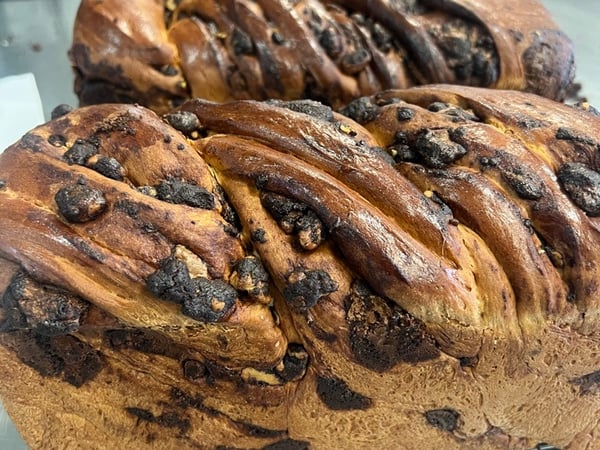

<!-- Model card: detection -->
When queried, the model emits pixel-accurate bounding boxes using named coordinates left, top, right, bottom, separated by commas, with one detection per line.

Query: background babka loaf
left=2, top=85, right=600, bottom=449
left=69, top=0, right=575, bottom=114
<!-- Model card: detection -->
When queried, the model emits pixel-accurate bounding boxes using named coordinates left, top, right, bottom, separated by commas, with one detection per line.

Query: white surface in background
left=0, top=72, right=43, bottom=450
left=0, top=73, right=45, bottom=151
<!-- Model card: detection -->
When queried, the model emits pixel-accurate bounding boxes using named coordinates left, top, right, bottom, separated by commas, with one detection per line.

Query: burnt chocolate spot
left=555, top=127, right=597, bottom=146
left=558, top=162, right=600, bottom=215
left=156, top=178, right=215, bottom=209
left=260, top=191, right=325, bottom=249
left=176, top=143, right=185, bottom=151
left=50, top=104, right=74, bottom=120
left=425, top=408, right=460, bottom=432
left=48, top=134, right=67, bottom=147
left=339, top=96, right=380, bottom=124
left=88, top=155, right=125, bottom=181
left=2, top=272, right=88, bottom=336
left=396, top=107, right=415, bottom=121
left=182, top=359, right=206, bottom=381
left=230, top=256, right=269, bottom=299
left=163, top=111, right=200, bottom=135
left=231, top=27, right=254, bottom=55
left=181, top=278, right=237, bottom=323
left=63, top=138, right=98, bottom=165
left=125, top=407, right=190, bottom=434
left=146, top=256, right=193, bottom=304
left=316, top=376, right=372, bottom=410
left=414, top=129, right=467, bottom=168
left=0, top=179, right=6, bottom=189
left=283, top=270, right=338, bottom=310
left=251, top=228, right=267, bottom=243
left=345, top=281, right=439, bottom=371
left=429, top=103, right=479, bottom=122
left=94, top=111, right=136, bottom=136
left=275, top=99, right=334, bottom=122
left=55, top=183, right=107, bottom=223
left=261, top=439, right=310, bottom=450
left=500, top=165, right=544, bottom=200
left=570, top=369, right=600, bottom=395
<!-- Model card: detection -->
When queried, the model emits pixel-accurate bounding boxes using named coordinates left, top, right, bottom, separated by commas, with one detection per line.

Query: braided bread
left=2, top=86, right=600, bottom=449
left=69, top=0, right=575, bottom=114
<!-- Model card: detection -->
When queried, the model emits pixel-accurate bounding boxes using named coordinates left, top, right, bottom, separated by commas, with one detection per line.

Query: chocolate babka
left=1, top=85, right=600, bottom=449
left=69, top=0, right=575, bottom=114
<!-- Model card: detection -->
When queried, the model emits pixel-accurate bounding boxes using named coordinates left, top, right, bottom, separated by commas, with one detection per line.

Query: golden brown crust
left=69, top=0, right=574, bottom=114
left=2, top=87, right=600, bottom=448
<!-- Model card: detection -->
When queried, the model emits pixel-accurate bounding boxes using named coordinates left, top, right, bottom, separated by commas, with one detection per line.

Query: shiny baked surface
left=1, top=86, right=600, bottom=448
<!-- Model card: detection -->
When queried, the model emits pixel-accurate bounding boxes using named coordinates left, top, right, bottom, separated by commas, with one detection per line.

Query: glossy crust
left=69, top=0, right=575, bottom=114
left=2, top=86, right=600, bottom=449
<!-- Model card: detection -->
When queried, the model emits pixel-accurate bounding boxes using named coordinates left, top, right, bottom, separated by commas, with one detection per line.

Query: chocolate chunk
left=0, top=179, right=5, bottom=189
left=339, top=96, right=380, bottom=124
left=163, top=111, right=200, bottom=135
left=340, top=48, right=371, bottom=74
left=396, top=107, right=415, bottom=121
left=88, top=155, right=126, bottom=181
left=425, top=408, right=460, bottom=432
left=251, top=228, right=267, bottom=243
left=414, top=129, right=467, bottom=168
left=295, top=210, right=324, bottom=250
left=182, top=359, right=206, bottom=381
left=555, top=127, right=596, bottom=145
left=48, top=134, right=67, bottom=147
left=63, top=138, right=98, bottom=165
left=146, top=257, right=193, bottom=304
left=277, top=99, right=334, bottom=122
left=181, top=278, right=237, bottom=322
left=283, top=270, right=338, bottom=310
left=271, top=31, right=285, bottom=45
left=261, top=439, right=310, bottom=450
left=346, top=281, right=439, bottom=371
left=261, top=191, right=307, bottom=233
left=318, top=26, right=343, bottom=59
left=260, top=191, right=324, bottom=248
left=316, top=376, right=372, bottom=410
left=156, top=178, right=215, bottom=209
left=558, top=162, right=600, bottom=215
left=3, top=272, right=88, bottom=336
left=231, top=27, right=254, bottom=55
left=371, top=22, right=393, bottom=52
left=500, top=165, right=544, bottom=200
left=55, top=183, right=107, bottom=223
left=21, top=132, right=45, bottom=152
left=275, top=343, right=309, bottom=382
left=50, top=104, right=74, bottom=120
left=230, top=256, right=269, bottom=299
left=570, top=369, right=600, bottom=395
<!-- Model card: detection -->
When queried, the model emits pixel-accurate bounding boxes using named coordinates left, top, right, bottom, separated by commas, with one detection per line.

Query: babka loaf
left=1, top=86, right=600, bottom=449
left=69, top=0, right=575, bottom=114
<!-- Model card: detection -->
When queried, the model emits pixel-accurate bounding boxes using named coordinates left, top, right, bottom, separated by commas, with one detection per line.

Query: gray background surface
left=0, top=0, right=598, bottom=448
